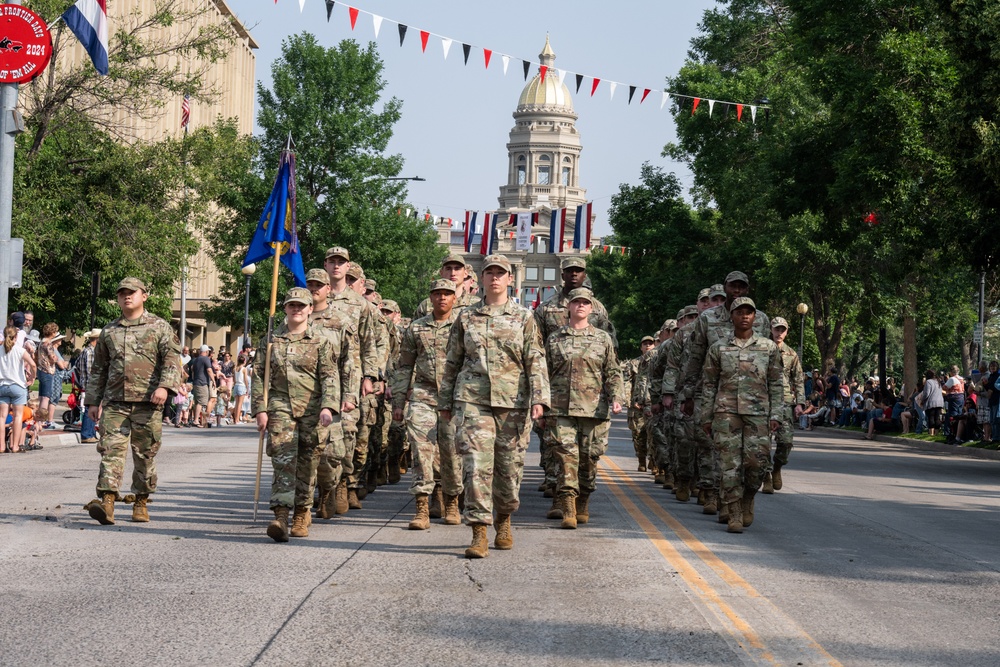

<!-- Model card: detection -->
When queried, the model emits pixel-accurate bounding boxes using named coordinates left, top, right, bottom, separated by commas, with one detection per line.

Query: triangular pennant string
left=372, top=14, right=382, bottom=37
left=628, top=85, right=636, bottom=104
left=462, top=43, right=471, bottom=65
left=736, top=103, right=743, bottom=121
left=640, top=88, right=651, bottom=103
left=325, top=0, right=335, bottom=22
left=501, top=55, right=509, bottom=75
left=299, top=0, right=305, bottom=12
left=708, top=99, right=715, bottom=117
left=750, top=105, right=757, bottom=123
left=608, top=82, right=617, bottom=101
left=483, top=48, right=492, bottom=69
left=420, top=30, right=429, bottom=52
left=398, top=24, right=407, bottom=47
left=348, top=6, right=358, bottom=29
left=522, top=60, right=531, bottom=80
left=692, top=97, right=701, bottom=114
left=539, top=65, right=548, bottom=83
left=661, top=91, right=669, bottom=109
left=591, top=78, right=600, bottom=96
left=441, top=38, right=452, bottom=60
left=557, top=69, right=567, bottom=85
left=575, top=73, right=583, bottom=94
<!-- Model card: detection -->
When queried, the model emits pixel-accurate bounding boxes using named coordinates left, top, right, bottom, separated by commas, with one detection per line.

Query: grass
left=823, top=423, right=999, bottom=450
left=28, top=380, right=73, bottom=395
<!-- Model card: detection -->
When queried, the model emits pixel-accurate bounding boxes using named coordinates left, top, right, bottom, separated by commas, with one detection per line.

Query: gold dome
left=517, top=36, right=574, bottom=111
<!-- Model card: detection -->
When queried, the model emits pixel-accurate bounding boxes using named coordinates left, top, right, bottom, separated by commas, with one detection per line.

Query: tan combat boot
left=638, top=461, right=647, bottom=473
left=347, top=488, right=362, bottom=510
left=696, top=489, right=706, bottom=506
left=560, top=495, right=577, bottom=529
left=662, top=472, right=674, bottom=490
left=334, top=480, right=349, bottom=515
left=290, top=507, right=311, bottom=537
left=762, top=473, right=774, bottom=494
left=653, top=467, right=664, bottom=484
left=718, top=495, right=729, bottom=524
left=546, top=495, right=563, bottom=520
left=575, top=493, right=590, bottom=524
left=726, top=501, right=744, bottom=534
left=131, top=494, right=150, bottom=522
left=703, top=490, right=719, bottom=515
left=465, top=523, right=489, bottom=559
left=429, top=485, right=444, bottom=519
left=443, top=494, right=461, bottom=525
left=267, top=506, right=290, bottom=543
left=494, top=513, right=513, bottom=550
left=543, top=484, right=555, bottom=498
left=86, top=491, right=116, bottom=525
left=675, top=484, right=690, bottom=503
left=742, top=491, right=756, bottom=528
left=771, top=464, right=783, bottom=490
left=408, top=494, right=430, bottom=530
left=316, top=490, right=333, bottom=519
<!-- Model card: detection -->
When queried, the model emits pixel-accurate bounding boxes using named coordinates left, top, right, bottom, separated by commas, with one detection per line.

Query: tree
left=205, top=34, right=443, bottom=329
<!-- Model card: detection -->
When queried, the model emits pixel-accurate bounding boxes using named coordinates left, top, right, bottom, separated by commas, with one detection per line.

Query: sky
left=226, top=0, right=719, bottom=238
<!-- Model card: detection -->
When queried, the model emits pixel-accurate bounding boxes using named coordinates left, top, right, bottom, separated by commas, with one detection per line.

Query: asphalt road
left=0, top=418, right=998, bottom=667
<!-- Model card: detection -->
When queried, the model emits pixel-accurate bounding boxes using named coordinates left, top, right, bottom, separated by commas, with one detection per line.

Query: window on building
left=538, top=166, right=550, bottom=185
left=517, top=166, right=526, bottom=185
left=526, top=267, right=538, bottom=281
left=543, top=267, right=557, bottom=282
left=561, top=167, right=571, bottom=186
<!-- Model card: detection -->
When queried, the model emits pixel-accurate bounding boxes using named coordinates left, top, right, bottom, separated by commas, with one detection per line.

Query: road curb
left=37, top=431, right=81, bottom=447
left=811, top=425, right=1000, bottom=461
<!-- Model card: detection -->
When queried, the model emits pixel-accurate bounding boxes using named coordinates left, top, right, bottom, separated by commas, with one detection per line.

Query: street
left=1, top=419, right=998, bottom=667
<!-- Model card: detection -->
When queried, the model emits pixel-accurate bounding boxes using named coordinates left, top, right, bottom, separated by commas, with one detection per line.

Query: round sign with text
left=0, top=5, right=51, bottom=84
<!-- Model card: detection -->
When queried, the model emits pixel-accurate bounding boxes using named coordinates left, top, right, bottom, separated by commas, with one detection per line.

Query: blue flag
left=242, top=150, right=307, bottom=287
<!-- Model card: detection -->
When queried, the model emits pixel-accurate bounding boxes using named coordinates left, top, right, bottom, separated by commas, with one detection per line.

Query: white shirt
left=0, top=343, right=28, bottom=387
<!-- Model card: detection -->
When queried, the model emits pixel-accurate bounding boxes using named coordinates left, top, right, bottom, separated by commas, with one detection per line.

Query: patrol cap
left=771, top=316, right=789, bottom=329
left=566, top=287, right=594, bottom=303
left=676, top=308, right=688, bottom=320
left=430, top=278, right=457, bottom=293
left=381, top=299, right=400, bottom=314
left=346, top=264, right=364, bottom=280
left=283, top=287, right=313, bottom=306
left=560, top=256, right=587, bottom=271
left=730, top=296, right=756, bottom=312
left=725, top=271, right=749, bottom=285
left=365, top=278, right=378, bottom=292
left=442, top=253, right=467, bottom=268
left=305, top=268, right=329, bottom=285
left=370, top=292, right=383, bottom=306
left=660, top=319, right=678, bottom=331
left=640, top=335, right=656, bottom=345
left=709, top=284, right=727, bottom=298
left=117, top=277, right=147, bottom=293
left=697, top=288, right=711, bottom=301
left=482, top=254, right=512, bottom=273
left=325, top=246, right=350, bottom=261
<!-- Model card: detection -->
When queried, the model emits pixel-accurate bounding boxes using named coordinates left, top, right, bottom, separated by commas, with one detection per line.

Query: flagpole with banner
left=242, top=135, right=307, bottom=521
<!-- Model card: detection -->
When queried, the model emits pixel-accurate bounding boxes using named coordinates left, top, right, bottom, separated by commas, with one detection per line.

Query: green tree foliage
left=205, top=34, right=443, bottom=329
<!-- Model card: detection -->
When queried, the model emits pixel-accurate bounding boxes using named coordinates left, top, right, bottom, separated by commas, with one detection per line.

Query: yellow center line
left=599, top=457, right=843, bottom=667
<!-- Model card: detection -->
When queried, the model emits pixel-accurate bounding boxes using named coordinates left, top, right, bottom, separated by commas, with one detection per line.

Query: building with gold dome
left=438, top=37, right=595, bottom=306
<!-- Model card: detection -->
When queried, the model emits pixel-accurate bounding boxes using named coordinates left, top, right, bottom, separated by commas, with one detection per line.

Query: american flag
left=181, top=93, right=190, bottom=130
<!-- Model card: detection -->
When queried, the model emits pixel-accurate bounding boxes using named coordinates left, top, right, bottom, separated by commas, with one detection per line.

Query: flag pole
left=252, top=241, right=283, bottom=522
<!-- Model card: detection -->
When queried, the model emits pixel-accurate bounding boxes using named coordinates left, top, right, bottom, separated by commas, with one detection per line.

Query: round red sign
left=0, top=5, right=51, bottom=84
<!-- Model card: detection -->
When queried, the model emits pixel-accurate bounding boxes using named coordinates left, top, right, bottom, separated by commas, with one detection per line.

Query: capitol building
left=435, top=37, right=595, bottom=305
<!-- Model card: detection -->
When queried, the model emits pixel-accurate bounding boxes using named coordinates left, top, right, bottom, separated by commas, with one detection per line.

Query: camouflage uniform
left=662, top=318, right=699, bottom=490
left=622, top=356, right=644, bottom=463
left=86, top=309, right=182, bottom=496
left=544, top=324, right=623, bottom=498
left=252, top=321, right=346, bottom=509
left=357, top=300, right=390, bottom=490
left=391, top=309, right=462, bottom=497
left=699, top=331, right=784, bottom=505
left=371, top=305, right=400, bottom=484
left=439, top=299, right=550, bottom=525
left=631, top=347, right=656, bottom=468
left=645, top=338, right=673, bottom=477
left=774, top=340, right=805, bottom=467
left=412, top=291, right=480, bottom=320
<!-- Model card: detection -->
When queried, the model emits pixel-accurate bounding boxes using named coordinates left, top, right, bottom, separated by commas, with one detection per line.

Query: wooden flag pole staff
left=252, top=245, right=283, bottom=522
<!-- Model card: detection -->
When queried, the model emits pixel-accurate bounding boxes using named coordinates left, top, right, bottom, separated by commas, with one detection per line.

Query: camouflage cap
left=325, top=246, right=350, bottom=261
left=430, top=278, right=457, bottom=293
left=560, top=256, right=587, bottom=271
left=442, top=253, right=467, bottom=268
left=725, top=271, right=749, bottom=285
left=709, top=284, right=727, bottom=298
left=305, top=268, right=330, bottom=285
left=660, top=318, right=678, bottom=331
left=283, top=287, right=313, bottom=306
left=771, top=316, right=789, bottom=329
left=697, top=287, right=712, bottom=301
left=682, top=305, right=699, bottom=318
left=116, top=277, right=147, bottom=293
left=346, top=264, right=364, bottom=280
left=381, top=299, right=400, bottom=314
left=482, top=254, right=512, bottom=273
left=370, top=292, right=383, bottom=305
left=676, top=308, right=688, bottom=320
left=640, top=335, right=656, bottom=345
left=730, top=296, right=756, bottom=312
left=566, top=287, right=594, bottom=303
left=365, top=278, right=378, bottom=292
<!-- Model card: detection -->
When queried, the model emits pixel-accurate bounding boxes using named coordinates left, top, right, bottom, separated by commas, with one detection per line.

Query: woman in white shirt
left=0, top=325, right=37, bottom=452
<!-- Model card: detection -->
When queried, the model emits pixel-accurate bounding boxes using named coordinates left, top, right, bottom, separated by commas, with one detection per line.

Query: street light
left=796, top=302, right=809, bottom=360
left=374, top=176, right=425, bottom=182
left=241, top=263, right=256, bottom=350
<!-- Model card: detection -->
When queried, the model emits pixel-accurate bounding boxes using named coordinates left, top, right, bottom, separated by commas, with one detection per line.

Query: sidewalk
left=810, top=424, right=1000, bottom=462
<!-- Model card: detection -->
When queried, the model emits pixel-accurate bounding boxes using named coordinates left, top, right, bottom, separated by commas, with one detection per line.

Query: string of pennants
left=277, top=1, right=771, bottom=120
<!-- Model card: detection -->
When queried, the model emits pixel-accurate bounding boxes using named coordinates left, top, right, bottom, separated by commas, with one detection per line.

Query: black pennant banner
left=326, top=0, right=335, bottom=22
left=398, top=24, right=407, bottom=46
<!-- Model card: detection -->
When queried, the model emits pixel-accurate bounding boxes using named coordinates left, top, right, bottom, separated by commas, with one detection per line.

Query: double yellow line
left=598, top=457, right=842, bottom=666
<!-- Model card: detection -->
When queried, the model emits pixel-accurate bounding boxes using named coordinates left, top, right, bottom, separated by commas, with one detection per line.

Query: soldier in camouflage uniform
left=351, top=265, right=390, bottom=498
left=392, top=279, right=464, bottom=529
left=84, top=277, right=182, bottom=525
left=627, top=336, right=656, bottom=472
left=439, top=254, right=550, bottom=559
left=412, top=253, right=481, bottom=319
left=380, top=300, right=408, bottom=486
left=660, top=306, right=701, bottom=503
left=253, top=287, right=346, bottom=542
left=317, top=247, right=379, bottom=512
left=533, top=257, right=617, bottom=497
left=680, top=272, right=771, bottom=522
left=305, top=268, right=357, bottom=519
left=765, top=317, right=805, bottom=494
left=700, top=297, right=784, bottom=534
left=644, top=319, right=678, bottom=488
left=543, top=288, right=623, bottom=529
